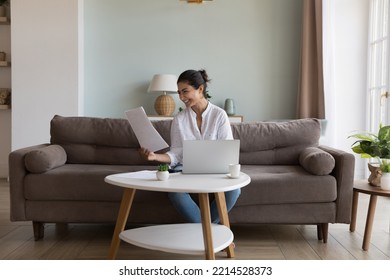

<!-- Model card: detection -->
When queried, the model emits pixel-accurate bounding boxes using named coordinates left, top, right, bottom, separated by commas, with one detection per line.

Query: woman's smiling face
left=177, top=81, right=204, bottom=108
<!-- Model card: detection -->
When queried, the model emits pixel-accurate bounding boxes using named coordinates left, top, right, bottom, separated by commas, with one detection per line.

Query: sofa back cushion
left=50, top=115, right=320, bottom=165
left=50, top=115, right=171, bottom=165
left=231, top=118, right=320, bottom=165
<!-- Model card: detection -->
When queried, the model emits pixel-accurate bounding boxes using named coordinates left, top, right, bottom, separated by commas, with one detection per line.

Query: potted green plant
left=349, top=124, right=390, bottom=189
left=156, top=163, right=169, bottom=181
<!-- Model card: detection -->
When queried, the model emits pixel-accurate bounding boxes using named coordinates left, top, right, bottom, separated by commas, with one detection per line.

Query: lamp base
left=154, top=94, right=175, bottom=116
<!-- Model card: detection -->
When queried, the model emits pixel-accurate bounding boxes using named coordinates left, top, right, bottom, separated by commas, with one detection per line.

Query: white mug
left=229, top=164, right=241, bottom=178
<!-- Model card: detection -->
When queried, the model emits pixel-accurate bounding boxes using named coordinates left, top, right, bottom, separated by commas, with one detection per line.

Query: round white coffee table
left=105, top=171, right=251, bottom=260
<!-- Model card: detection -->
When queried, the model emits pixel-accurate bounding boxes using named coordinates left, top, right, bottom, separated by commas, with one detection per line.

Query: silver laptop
left=182, top=140, right=240, bottom=174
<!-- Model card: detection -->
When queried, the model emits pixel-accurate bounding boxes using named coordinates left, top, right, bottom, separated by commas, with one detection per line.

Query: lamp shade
left=147, top=74, right=178, bottom=116
left=147, top=74, right=178, bottom=93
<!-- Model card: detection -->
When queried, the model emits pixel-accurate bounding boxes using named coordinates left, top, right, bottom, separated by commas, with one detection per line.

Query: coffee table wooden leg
left=350, top=190, right=359, bottom=232
left=214, top=192, right=235, bottom=258
left=198, top=193, right=215, bottom=260
left=107, top=188, right=136, bottom=260
left=362, top=194, right=378, bottom=251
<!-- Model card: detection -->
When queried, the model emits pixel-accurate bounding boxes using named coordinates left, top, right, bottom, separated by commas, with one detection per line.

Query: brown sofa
left=9, top=115, right=355, bottom=242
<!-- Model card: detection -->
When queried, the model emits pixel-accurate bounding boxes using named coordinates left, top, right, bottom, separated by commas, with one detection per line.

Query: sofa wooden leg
left=317, top=224, right=323, bottom=240
left=316, top=223, right=329, bottom=243
left=321, top=223, right=328, bottom=243
left=33, top=221, right=45, bottom=241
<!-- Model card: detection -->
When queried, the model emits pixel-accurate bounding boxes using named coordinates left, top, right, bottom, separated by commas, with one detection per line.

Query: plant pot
left=156, top=171, right=169, bottom=181
left=380, top=172, right=390, bottom=190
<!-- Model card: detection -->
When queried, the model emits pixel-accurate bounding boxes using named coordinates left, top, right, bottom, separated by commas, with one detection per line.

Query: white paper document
left=125, top=107, right=169, bottom=152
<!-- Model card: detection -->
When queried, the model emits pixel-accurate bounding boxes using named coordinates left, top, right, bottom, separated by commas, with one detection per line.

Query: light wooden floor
left=1, top=179, right=390, bottom=260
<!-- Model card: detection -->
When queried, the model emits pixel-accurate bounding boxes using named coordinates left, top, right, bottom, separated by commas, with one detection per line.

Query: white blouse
left=167, top=102, right=233, bottom=166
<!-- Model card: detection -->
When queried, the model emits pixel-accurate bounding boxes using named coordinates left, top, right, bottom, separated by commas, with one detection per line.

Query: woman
left=139, top=69, right=240, bottom=223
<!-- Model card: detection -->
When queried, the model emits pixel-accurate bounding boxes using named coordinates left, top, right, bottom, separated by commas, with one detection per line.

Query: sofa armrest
left=9, top=144, right=50, bottom=221
left=319, top=145, right=355, bottom=223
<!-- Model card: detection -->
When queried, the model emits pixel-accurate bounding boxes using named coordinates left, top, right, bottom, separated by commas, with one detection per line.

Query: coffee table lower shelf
left=119, top=223, right=233, bottom=255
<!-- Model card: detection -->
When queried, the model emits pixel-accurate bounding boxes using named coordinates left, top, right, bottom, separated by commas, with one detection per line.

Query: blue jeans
left=167, top=189, right=241, bottom=224
left=168, top=164, right=241, bottom=223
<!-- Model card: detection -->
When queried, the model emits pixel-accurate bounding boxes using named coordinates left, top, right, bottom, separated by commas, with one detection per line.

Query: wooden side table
left=350, top=179, right=390, bottom=250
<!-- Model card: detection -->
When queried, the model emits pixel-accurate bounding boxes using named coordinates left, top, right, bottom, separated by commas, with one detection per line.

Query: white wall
left=11, top=0, right=83, bottom=150
left=84, top=0, right=303, bottom=121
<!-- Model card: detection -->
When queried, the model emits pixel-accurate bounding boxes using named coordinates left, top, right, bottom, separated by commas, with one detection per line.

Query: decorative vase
left=156, top=171, right=169, bottom=181
left=224, top=98, right=235, bottom=116
left=380, top=172, right=390, bottom=190
left=368, top=163, right=381, bottom=187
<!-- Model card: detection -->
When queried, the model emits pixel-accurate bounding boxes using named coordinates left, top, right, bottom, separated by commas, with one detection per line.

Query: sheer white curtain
left=322, top=0, right=336, bottom=146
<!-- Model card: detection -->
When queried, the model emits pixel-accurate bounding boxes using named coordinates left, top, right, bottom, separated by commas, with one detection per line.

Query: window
left=368, top=0, right=390, bottom=131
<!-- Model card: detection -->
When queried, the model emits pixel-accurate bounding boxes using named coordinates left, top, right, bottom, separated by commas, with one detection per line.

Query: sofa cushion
left=23, top=164, right=160, bottom=202
left=25, top=145, right=67, bottom=173
left=50, top=115, right=171, bottom=165
left=236, top=165, right=337, bottom=206
left=299, top=147, right=335, bottom=175
left=232, top=119, right=320, bottom=165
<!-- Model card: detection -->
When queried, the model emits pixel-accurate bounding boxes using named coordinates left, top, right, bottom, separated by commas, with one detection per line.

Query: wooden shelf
left=0, top=17, right=10, bottom=24
left=148, top=115, right=244, bottom=123
left=0, top=61, right=10, bottom=67
left=0, top=14, right=11, bottom=111
left=0, top=105, right=10, bottom=110
left=227, top=115, right=244, bottom=123
left=147, top=115, right=175, bottom=121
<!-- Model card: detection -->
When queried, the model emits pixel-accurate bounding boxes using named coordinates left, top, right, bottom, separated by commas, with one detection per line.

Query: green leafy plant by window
left=349, top=124, right=390, bottom=172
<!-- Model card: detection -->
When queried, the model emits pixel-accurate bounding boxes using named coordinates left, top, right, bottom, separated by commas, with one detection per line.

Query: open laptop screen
left=182, top=140, right=240, bottom=174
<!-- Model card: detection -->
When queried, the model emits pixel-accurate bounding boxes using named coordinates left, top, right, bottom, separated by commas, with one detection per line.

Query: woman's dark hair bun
left=198, top=69, right=210, bottom=84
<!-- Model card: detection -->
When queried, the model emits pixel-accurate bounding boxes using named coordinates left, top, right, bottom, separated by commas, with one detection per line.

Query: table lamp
left=147, top=74, right=178, bottom=116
